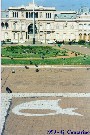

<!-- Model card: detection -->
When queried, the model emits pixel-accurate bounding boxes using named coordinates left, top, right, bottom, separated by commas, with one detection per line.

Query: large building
left=1, top=3, right=90, bottom=43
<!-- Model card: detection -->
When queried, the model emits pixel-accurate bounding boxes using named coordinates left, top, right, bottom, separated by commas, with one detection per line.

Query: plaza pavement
left=1, top=67, right=90, bottom=135
left=62, top=45, right=90, bottom=56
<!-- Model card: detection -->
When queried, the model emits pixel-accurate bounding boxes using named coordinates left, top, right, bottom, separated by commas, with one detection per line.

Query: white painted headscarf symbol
left=12, top=99, right=82, bottom=116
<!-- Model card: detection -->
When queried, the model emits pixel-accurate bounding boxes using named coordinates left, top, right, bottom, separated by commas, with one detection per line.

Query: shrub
left=78, top=40, right=85, bottom=45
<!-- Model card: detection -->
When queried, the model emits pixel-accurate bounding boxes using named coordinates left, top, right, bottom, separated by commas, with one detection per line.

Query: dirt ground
left=1, top=67, right=90, bottom=135
left=1, top=67, right=90, bottom=93
left=62, top=45, right=90, bottom=56
left=3, top=97, right=90, bottom=135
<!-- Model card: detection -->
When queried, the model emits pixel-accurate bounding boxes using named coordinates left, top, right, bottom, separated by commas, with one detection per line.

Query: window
left=88, top=33, right=90, bottom=41
left=48, top=13, right=49, bottom=18
left=14, top=33, right=15, bottom=39
left=13, top=12, right=14, bottom=17
left=83, top=33, right=87, bottom=41
left=26, top=32, right=27, bottom=39
left=13, top=12, right=18, bottom=18
left=1, top=22, right=4, bottom=28
left=47, top=23, right=50, bottom=29
left=79, top=33, right=82, bottom=40
left=40, top=25, right=42, bottom=30
left=71, top=25, right=74, bottom=29
left=83, top=24, right=87, bottom=30
left=15, top=12, right=16, bottom=18
left=70, top=33, right=75, bottom=40
left=5, top=32, right=8, bottom=39
left=17, top=12, right=18, bottom=18
left=46, top=13, right=47, bottom=18
left=79, top=24, right=83, bottom=29
left=63, top=33, right=66, bottom=40
left=5, top=22, right=9, bottom=29
left=31, top=12, right=33, bottom=18
left=47, top=31, right=51, bottom=34
left=28, top=24, right=37, bottom=34
left=88, top=24, right=90, bottom=29
left=35, top=12, right=38, bottom=18
left=22, top=24, right=25, bottom=30
left=40, top=12, right=42, bottom=18
left=13, top=23, right=16, bottom=30
left=46, top=13, right=51, bottom=18
left=29, top=12, right=31, bottom=18
left=26, top=12, right=28, bottom=18
left=56, top=33, right=59, bottom=40
left=50, top=13, right=51, bottom=18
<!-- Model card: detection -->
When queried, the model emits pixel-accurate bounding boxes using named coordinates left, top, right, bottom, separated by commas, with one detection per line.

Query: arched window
left=28, top=24, right=37, bottom=34
left=88, top=34, right=90, bottom=41
left=1, top=22, right=4, bottom=28
left=5, top=22, right=9, bottom=29
left=79, top=33, right=82, bottom=40
left=83, top=33, right=87, bottom=41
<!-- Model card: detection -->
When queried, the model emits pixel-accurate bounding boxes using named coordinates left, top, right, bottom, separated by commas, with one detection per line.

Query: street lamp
left=33, top=0, right=35, bottom=44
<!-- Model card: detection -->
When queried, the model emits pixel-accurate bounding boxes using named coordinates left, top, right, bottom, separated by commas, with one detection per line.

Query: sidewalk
left=62, top=45, right=90, bottom=56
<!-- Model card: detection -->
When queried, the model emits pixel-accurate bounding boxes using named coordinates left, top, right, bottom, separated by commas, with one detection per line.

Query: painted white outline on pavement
left=1, top=92, right=90, bottom=132
left=12, top=99, right=82, bottom=117
left=2, top=93, right=90, bottom=98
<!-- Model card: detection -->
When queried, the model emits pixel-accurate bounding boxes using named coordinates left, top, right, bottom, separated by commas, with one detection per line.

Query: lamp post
left=33, top=0, right=35, bottom=44
left=44, top=31, right=46, bottom=44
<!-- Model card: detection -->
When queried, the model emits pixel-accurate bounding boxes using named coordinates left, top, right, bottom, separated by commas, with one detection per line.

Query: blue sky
left=1, top=0, right=90, bottom=10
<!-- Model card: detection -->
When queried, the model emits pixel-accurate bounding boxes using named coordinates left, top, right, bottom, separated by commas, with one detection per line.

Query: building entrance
left=26, top=24, right=37, bottom=41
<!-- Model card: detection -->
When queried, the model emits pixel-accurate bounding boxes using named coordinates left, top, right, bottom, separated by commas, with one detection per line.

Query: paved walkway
left=1, top=93, right=90, bottom=135
left=1, top=67, right=90, bottom=135
left=62, top=45, right=90, bottom=56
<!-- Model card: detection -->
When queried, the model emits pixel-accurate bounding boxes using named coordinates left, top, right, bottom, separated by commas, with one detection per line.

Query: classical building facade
left=1, top=3, right=90, bottom=43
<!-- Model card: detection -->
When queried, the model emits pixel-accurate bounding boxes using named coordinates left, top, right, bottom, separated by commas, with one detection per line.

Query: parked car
left=47, top=40, right=56, bottom=44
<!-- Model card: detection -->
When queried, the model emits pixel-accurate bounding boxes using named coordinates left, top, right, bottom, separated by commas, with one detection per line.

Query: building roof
left=55, top=12, right=77, bottom=19
left=8, top=3, right=56, bottom=11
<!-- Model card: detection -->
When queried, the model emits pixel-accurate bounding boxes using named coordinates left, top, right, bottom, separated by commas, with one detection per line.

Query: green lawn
left=1, top=56, right=90, bottom=65
left=1, top=45, right=68, bottom=58
left=1, top=45, right=90, bottom=65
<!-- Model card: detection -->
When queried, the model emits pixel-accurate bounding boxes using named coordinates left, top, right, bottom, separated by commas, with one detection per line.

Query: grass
left=1, top=45, right=90, bottom=65
left=1, top=46, right=68, bottom=58
left=1, top=56, right=90, bottom=65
